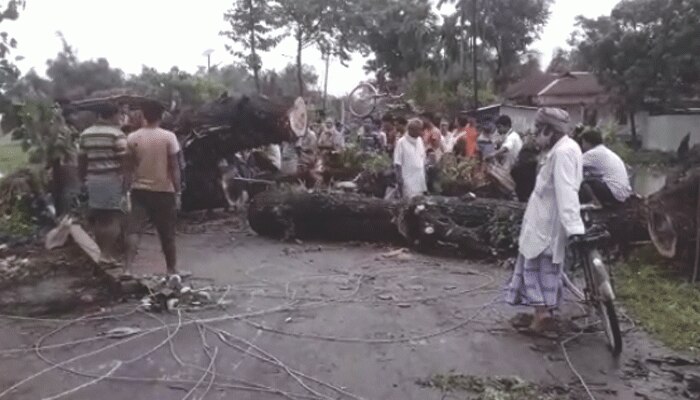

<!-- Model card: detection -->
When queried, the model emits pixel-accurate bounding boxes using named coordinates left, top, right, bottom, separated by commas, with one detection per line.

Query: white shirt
left=519, top=135, right=585, bottom=264
left=500, top=129, right=523, bottom=170
left=393, top=135, right=427, bottom=199
left=582, top=145, right=632, bottom=202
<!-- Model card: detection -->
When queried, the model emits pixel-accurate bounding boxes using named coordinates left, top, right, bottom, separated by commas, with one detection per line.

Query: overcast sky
left=8, top=0, right=618, bottom=96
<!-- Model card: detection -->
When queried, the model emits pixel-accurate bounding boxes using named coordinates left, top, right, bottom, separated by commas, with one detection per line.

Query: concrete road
left=0, top=219, right=689, bottom=399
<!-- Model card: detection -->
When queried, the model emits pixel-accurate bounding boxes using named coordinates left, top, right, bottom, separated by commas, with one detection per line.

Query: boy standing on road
left=78, top=103, right=128, bottom=264
left=125, top=100, right=182, bottom=275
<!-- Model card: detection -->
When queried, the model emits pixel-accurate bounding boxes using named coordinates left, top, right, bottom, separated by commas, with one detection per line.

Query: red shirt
left=465, top=126, right=479, bottom=157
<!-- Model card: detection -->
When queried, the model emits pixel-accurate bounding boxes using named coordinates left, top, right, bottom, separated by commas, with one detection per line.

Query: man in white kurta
left=506, top=107, right=585, bottom=332
left=393, top=118, right=428, bottom=199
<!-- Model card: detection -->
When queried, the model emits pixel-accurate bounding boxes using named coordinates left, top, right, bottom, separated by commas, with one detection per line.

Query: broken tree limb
left=248, top=189, right=648, bottom=258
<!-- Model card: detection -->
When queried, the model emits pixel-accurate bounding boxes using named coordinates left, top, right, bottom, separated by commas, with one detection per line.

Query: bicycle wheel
left=348, top=82, right=378, bottom=118
left=597, top=299, right=622, bottom=356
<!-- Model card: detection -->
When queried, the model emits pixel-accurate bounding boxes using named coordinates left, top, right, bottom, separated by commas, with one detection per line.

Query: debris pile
left=0, top=254, right=30, bottom=281
left=138, top=274, right=217, bottom=312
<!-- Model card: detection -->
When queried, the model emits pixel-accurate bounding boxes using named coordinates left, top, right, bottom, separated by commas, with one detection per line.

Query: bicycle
left=347, top=81, right=407, bottom=118
left=563, top=203, right=623, bottom=356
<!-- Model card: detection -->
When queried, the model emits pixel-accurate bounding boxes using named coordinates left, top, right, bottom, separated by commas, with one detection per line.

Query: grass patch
left=417, top=375, right=569, bottom=400
left=0, top=137, right=28, bottom=175
left=616, top=246, right=700, bottom=352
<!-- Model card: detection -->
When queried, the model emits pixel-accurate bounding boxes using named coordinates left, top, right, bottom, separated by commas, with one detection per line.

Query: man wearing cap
left=506, top=107, right=585, bottom=332
left=124, top=100, right=182, bottom=275
left=78, top=103, right=128, bottom=264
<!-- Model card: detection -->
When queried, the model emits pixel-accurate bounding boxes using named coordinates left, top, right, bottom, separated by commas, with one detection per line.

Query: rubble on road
left=137, top=274, right=217, bottom=312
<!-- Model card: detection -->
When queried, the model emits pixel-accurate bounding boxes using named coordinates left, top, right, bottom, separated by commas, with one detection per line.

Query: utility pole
left=471, top=0, right=479, bottom=109
left=203, top=49, right=214, bottom=74
left=322, top=51, right=331, bottom=115
left=460, top=0, right=466, bottom=73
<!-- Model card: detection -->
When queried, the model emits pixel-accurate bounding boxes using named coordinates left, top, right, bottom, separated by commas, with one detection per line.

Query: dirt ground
left=0, top=245, right=116, bottom=316
left=0, top=213, right=697, bottom=400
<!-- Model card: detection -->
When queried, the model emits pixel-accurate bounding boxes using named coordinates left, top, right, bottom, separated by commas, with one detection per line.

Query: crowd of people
left=300, top=110, right=633, bottom=209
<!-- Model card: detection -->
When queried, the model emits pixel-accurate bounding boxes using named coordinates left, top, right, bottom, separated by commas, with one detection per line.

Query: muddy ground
left=0, top=213, right=697, bottom=400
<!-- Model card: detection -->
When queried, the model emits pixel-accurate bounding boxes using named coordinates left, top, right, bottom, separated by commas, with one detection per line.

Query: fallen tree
left=178, top=95, right=307, bottom=211
left=647, top=167, right=699, bottom=262
left=248, top=189, right=648, bottom=258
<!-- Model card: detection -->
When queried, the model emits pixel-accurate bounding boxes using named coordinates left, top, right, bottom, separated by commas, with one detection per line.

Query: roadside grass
left=616, top=246, right=700, bottom=353
left=0, top=136, right=28, bottom=174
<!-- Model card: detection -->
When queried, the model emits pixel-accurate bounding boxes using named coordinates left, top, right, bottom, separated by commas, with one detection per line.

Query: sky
left=7, top=0, right=618, bottom=96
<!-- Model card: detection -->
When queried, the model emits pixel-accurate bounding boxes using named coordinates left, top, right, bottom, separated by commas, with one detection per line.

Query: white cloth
left=393, top=135, right=427, bottom=199
left=263, top=144, right=282, bottom=170
left=500, top=129, right=523, bottom=170
left=443, top=130, right=465, bottom=153
left=519, top=135, right=585, bottom=264
left=582, top=145, right=632, bottom=202
left=378, top=131, right=388, bottom=149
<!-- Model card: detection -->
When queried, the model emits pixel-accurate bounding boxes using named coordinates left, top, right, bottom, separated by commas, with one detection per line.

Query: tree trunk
left=248, top=189, right=648, bottom=258
left=296, top=29, right=304, bottom=98
left=248, top=189, right=402, bottom=243
left=249, top=0, right=260, bottom=94
left=253, top=66, right=261, bottom=94
left=248, top=0, right=260, bottom=94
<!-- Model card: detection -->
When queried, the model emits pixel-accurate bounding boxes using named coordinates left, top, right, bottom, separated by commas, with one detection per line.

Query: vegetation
left=0, top=168, right=43, bottom=236
left=417, top=374, right=568, bottom=400
left=617, top=246, right=700, bottom=353
left=0, top=0, right=25, bottom=113
left=0, top=136, right=27, bottom=174
left=329, top=145, right=392, bottom=174
left=572, top=0, right=700, bottom=140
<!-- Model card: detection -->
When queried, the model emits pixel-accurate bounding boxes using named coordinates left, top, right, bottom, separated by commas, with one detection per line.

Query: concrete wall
left=500, top=105, right=537, bottom=133
left=637, top=113, right=700, bottom=152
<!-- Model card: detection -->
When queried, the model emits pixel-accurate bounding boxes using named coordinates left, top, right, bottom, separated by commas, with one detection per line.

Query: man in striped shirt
left=78, top=103, right=128, bottom=264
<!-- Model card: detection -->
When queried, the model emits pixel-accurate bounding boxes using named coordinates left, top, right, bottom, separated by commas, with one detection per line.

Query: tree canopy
left=573, top=0, right=700, bottom=110
left=0, top=0, right=26, bottom=111
left=221, top=0, right=280, bottom=93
